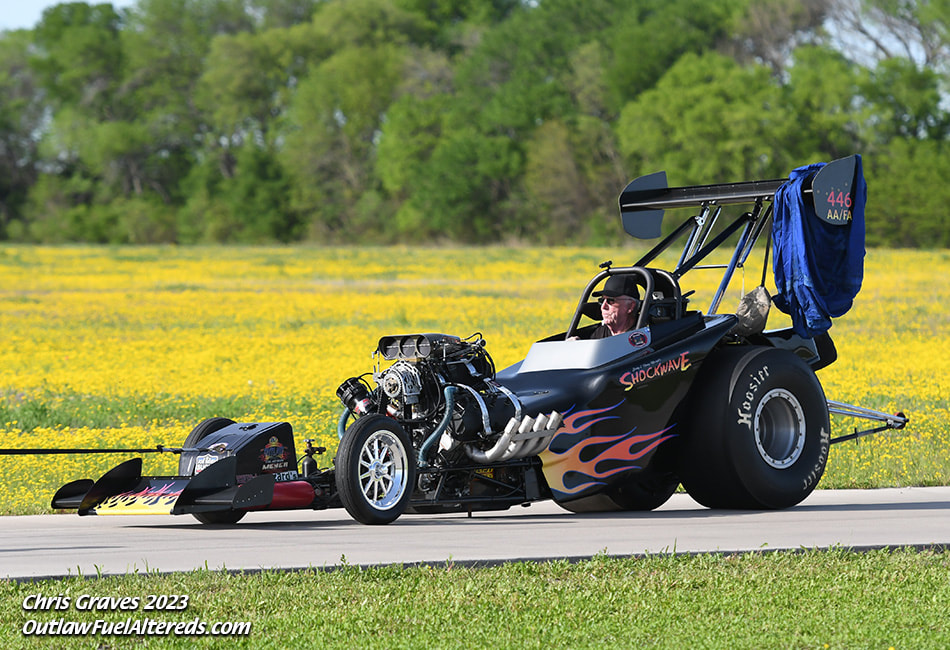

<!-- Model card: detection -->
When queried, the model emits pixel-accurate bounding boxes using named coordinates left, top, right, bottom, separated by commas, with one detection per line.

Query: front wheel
left=335, top=414, right=416, bottom=525
left=678, top=346, right=830, bottom=509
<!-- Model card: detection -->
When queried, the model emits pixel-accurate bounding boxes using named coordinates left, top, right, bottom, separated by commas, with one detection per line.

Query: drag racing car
left=52, top=154, right=907, bottom=525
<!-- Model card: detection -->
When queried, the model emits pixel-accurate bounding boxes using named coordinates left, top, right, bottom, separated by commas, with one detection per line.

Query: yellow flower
left=1, top=245, right=948, bottom=514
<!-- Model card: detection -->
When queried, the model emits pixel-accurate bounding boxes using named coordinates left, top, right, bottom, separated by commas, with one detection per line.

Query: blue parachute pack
left=771, top=155, right=867, bottom=338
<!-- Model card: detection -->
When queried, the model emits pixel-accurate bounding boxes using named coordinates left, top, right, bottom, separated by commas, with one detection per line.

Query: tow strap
left=0, top=446, right=180, bottom=455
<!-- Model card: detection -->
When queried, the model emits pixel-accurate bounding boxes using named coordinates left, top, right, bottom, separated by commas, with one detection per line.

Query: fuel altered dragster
left=52, top=155, right=908, bottom=525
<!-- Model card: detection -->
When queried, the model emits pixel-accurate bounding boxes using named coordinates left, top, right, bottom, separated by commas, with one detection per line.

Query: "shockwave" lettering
left=620, top=351, right=691, bottom=391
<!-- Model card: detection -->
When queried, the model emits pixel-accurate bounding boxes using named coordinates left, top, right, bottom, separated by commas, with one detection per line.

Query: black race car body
left=53, top=155, right=907, bottom=524
left=496, top=311, right=724, bottom=509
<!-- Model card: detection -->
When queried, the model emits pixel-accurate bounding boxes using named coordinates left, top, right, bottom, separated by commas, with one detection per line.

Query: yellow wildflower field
left=0, top=245, right=947, bottom=515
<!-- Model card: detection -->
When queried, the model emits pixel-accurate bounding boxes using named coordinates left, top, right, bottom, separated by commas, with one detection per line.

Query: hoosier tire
left=336, top=414, right=415, bottom=525
left=678, top=346, right=830, bottom=509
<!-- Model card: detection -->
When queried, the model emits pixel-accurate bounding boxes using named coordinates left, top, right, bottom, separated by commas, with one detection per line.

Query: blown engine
left=336, top=333, right=562, bottom=467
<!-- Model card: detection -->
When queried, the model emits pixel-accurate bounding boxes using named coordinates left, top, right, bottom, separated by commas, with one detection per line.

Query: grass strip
left=2, top=548, right=947, bottom=649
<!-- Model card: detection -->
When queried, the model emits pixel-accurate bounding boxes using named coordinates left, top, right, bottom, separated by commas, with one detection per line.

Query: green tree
left=0, top=30, right=43, bottom=238
left=248, top=0, right=320, bottom=29
left=179, top=145, right=294, bottom=242
left=604, top=0, right=746, bottom=110
left=862, top=57, right=948, bottom=141
left=25, top=3, right=129, bottom=241
left=863, top=138, right=950, bottom=247
left=616, top=52, right=795, bottom=185
left=400, top=127, right=520, bottom=241
left=189, top=22, right=314, bottom=243
left=278, top=0, right=428, bottom=239
left=395, top=0, right=519, bottom=24
left=30, top=2, right=124, bottom=115
left=520, top=120, right=590, bottom=242
left=196, top=30, right=289, bottom=145
left=784, top=44, right=867, bottom=162
left=5, top=0, right=950, bottom=246
left=725, top=0, right=828, bottom=75
left=387, top=0, right=622, bottom=242
left=377, top=92, right=452, bottom=202
left=393, top=0, right=520, bottom=52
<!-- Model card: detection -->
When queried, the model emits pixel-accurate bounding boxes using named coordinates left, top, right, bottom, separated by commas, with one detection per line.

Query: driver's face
left=600, top=296, right=636, bottom=318
left=600, top=295, right=637, bottom=331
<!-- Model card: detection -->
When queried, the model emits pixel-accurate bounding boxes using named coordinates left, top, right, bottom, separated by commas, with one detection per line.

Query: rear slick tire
left=336, top=414, right=415, bottom=525
left=678, top=346, right=830, bottom=509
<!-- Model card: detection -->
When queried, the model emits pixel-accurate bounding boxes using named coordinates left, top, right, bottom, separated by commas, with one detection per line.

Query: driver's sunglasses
left=598, top=296, right=631, bottom=306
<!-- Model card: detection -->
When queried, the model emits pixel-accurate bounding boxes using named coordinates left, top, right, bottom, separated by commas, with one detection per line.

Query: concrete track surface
left=3, top=487, right=949, bottom=580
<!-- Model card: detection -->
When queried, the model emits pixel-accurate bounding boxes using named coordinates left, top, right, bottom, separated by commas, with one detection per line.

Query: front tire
left=678, top=346, right=830, bottom=509
left=180, top=417, right=241, bottom=524
left=179, top=417, right=236, bottom=475
left=192, top=510, right=246, bottom=525
left=336, top=414, right=415, bottom=525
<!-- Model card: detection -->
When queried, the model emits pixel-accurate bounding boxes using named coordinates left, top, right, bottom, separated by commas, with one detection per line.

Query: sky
left=0, top=0, right=137, bottom=32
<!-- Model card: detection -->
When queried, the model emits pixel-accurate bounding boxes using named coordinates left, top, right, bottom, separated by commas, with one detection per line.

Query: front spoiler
left=51, top=456, right=275, bottom=516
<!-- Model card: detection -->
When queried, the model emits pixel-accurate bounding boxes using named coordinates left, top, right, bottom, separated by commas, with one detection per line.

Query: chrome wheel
left=754, top=388, right=806, bottom=469
left=336, top=414, right=416, bottom=524
left=357, top=430, right=409, bottom=510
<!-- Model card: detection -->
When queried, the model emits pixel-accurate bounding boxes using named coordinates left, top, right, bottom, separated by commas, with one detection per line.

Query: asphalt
left=3, top=486, right=949, bottom=580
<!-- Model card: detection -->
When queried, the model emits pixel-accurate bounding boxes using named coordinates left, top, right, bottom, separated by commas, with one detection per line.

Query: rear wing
left=619, top=154, right=861, bottom=238
left=616, top=155, right=862, bottom=315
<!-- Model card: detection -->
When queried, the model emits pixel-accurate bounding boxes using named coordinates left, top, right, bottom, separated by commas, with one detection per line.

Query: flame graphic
left=95, top=481, right=185, bottom=515
left=540, top=404, right=676, bottom=497
left=554, top=404, right=622, bottom=441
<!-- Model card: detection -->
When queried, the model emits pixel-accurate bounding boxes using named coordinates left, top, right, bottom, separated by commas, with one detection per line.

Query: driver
left=590, top=275, right=640, bottom=339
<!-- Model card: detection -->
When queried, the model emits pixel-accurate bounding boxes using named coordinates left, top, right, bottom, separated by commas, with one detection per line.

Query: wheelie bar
left=827, top=399, right=908, bottom=444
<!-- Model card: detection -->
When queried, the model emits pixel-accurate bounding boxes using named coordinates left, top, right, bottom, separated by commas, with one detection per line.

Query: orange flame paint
left=540, top=404, right=676, bottom=497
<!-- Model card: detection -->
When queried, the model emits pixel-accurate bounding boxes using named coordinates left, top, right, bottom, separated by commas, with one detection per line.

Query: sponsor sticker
left=194, top=454, right=219, bottom=474
left=628, top=329, right=650, bottom=349
left=259, top=436, right=291, bottom=472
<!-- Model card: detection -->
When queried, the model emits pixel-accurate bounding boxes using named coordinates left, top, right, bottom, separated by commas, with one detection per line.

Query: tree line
left=1, top=0, right=948, bottom=247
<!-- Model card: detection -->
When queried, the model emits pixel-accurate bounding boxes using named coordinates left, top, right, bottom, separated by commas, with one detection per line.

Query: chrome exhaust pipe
left=465, top=411, right=563, bottom=463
